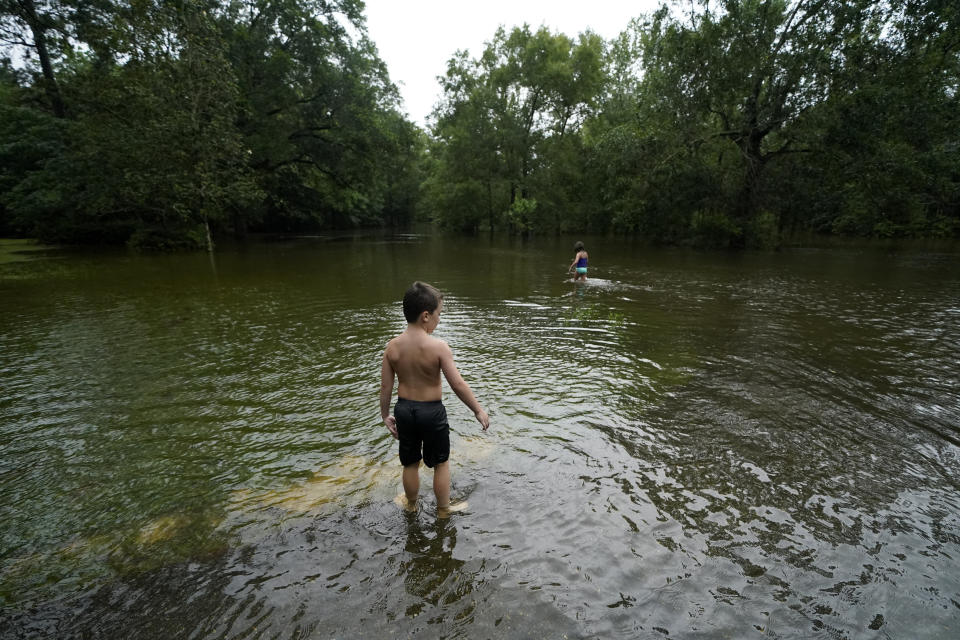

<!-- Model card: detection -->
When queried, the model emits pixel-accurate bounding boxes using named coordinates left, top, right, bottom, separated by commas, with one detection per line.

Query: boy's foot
left=394, top=494, right=417, bottom=512
left=437, top=500, right=468, bottom=518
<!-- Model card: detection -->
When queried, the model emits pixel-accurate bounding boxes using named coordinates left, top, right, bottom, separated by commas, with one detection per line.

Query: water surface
left=1, top=235, right=959, bottom=638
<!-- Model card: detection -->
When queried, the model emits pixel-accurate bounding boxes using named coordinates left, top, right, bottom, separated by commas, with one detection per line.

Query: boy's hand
left=384, top=415, right=398, bottom=439
left=475, top=409, right=490, bottom=431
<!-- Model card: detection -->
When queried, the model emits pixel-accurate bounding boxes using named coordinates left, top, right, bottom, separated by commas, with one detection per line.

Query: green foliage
left=0, top=99, right=70, bottom=238
left=0, top=1, right=956, bottom=247
left=505, top=197, right=538, bottom=234
left=421, top=172, right=489, bottom=233
left=0, top=0, right=420, bottom=247
left=427, top=25, right=606, bottom=235
left=577, top=0, right=959, bottom=245
left=800, top=11, right=960, bottom=241
left=222, top=0, right=416, bottom=231
left=691, top=210, right=742, bottom=248
left=127, top=224, right=209, bottom=252
left=745, top=211, right=779, bottom=249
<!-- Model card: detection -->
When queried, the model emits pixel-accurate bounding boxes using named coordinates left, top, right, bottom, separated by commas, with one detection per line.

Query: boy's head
left=403, top=281, right=443, bottom=324
left=574, top=241, right=585, bottom=251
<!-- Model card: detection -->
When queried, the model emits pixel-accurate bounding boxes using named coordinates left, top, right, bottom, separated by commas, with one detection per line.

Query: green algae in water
left=0, top=239, right=51, bottom=265
left=109, top=511, right=229, bottom=576
left=229, top=454, right=398, bottom=515
left=0, top=511, right=229, bottom=606
left=0, top=534, right=115, bottom=606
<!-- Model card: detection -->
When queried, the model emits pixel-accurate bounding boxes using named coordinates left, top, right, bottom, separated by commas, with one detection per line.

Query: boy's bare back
left=384, top=330, right=447, bottom=402
left=379, top=282, right=488, bottom=512
left=384, top=327, right=482, bottom=415
left=380, top=293, right=489, bottom=437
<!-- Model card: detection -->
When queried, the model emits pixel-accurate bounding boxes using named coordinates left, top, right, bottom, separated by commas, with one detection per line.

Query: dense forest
left=1, top=0, right=957, bottom=249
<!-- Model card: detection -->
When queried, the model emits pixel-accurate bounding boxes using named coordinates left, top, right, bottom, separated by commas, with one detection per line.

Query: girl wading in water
left=568, top=241, right=588, bottom=281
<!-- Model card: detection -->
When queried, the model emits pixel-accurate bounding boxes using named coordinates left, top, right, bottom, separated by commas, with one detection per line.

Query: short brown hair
left=403, top=281, right=443, bottom=323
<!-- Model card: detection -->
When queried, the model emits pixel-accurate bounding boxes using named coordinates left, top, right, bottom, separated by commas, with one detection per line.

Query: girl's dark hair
left=403, top=281, right=443, bottom=323
left=574, top=241, right=585, bottom=251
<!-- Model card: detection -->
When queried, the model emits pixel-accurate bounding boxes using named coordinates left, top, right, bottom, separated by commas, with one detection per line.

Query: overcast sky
left=363, top=0, right=662, bottom=126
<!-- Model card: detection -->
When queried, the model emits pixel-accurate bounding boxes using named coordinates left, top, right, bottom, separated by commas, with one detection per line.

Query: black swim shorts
left=395, top=398, right=450, bottom=468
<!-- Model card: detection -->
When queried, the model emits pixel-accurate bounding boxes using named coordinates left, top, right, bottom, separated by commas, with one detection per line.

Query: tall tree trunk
left=232, top=211, right=248, bottom=238
left=21, top=0, right=65, bottom=118
left=487, top=179, right=494, bottom=230
left=520, top=156, right=529, bottom=200
left=204, top=219, right=214, bottom=252
left=737, top=129, right=766, bottom=223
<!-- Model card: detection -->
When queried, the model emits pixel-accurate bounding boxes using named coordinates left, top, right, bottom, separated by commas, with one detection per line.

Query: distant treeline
left=1, top=0, right=957, bottom=249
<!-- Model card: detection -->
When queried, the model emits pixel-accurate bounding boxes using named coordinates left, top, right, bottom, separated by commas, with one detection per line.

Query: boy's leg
left=433, top=461, right=450, bottom=508
left=402, top=462, right=420, bottom=503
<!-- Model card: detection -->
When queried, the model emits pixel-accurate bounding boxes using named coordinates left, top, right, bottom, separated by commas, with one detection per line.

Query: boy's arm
left=380, top=351, right=398, bottom=439
left=438, top=342, right=490, bottom=431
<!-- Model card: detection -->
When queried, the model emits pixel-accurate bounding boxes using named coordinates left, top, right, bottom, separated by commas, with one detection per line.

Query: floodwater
left=1, top=234, right=958, bottom=639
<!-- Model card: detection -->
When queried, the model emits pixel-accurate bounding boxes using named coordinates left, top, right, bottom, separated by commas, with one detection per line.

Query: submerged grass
left=0, top=239, right=49, bottom=265
left=0, top=510, right=229, bottom=607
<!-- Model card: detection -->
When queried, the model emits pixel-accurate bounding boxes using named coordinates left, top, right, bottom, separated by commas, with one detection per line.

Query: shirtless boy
left=380, top=281, right=490, bottom=512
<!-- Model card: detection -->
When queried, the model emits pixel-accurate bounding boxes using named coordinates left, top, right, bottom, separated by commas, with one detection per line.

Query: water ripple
left=2, top=241, right=960, bottom=638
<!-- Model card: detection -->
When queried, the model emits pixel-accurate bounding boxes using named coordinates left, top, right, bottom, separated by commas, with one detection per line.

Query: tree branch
left=708, top=106, right=731, bottom=131
left=256, top=155, right=354, bottom=189
left=0, top=34, right=36, bottom=48
left=287, top=125, right=336, bottom=139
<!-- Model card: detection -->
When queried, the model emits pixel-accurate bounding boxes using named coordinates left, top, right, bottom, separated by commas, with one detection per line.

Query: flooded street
left=1, top=235, right=959, bottom=638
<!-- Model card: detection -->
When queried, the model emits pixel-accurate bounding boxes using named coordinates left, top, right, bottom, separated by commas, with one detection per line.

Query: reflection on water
left=1, top=236, right=959, bottom=638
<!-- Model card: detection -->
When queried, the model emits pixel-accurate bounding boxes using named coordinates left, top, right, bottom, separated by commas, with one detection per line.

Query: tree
left=0, top=0, right=421, bottom=246
left=0, top=0, right=69, bottom=116
left=803, top=0, right=960, bottom=237
left=0, top=1, right=262, bottom=247
left=635, top=0, right=891, bottom=244
left=220, top=0, right=413, bottom=231
left=429, top=25, right=605, bottom=233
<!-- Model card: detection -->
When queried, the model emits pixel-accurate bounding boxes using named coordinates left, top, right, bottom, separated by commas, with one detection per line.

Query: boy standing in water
left=568, top=241, right=589, bottom=281
left=380, top=281, right=490, bottom=513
